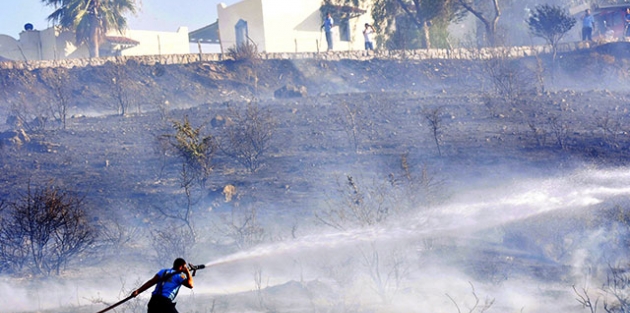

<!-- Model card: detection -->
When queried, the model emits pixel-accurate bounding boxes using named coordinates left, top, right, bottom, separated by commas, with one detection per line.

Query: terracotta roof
left=105, top=36, right=139, bottom=46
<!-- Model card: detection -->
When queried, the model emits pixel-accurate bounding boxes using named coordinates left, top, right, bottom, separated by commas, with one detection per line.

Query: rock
left=0, top=129, right=30, bottom=148
left=210, top=115, right=233, bottom=128
left=274, top=84, right=307, bottom=98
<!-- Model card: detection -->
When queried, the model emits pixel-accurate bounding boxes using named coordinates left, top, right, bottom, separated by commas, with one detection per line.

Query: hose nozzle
left=188, top=264, right=205, bottom=276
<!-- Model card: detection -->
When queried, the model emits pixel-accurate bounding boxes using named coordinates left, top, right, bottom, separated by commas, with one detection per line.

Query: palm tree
left=41, top=0, right=138, bottom=58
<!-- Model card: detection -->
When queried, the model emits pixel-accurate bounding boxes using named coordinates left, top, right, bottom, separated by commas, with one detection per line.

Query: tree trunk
left=422, top=20, right=431, bottom=49
left=88, top=14, right=100, bottom=58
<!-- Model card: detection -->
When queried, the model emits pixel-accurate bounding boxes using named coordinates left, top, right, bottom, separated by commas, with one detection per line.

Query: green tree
left=527, top=4, right=576, bottom=61
left=322, top=0, right=465, bottom=49
left=41, top=0, right=138, bottom=58
left=372, top=0, right=466, bottom=49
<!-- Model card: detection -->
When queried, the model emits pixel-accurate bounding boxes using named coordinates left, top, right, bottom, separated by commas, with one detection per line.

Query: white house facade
left=0, top=26, right=190, bottom=62
left=217, top=0, right=372, bottom=53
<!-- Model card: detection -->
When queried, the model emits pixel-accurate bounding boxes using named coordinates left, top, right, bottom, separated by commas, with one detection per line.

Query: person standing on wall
left=582, top=9, right=595, bottom=42
left=131, top=258, right=194, bottom=313
left=322, top=12, right=334, bottom=51
left=363, top=23, right=376, bottom=51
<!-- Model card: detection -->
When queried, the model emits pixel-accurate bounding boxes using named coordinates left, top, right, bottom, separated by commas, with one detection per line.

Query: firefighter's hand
left=183, top=264, right=192, bottom=276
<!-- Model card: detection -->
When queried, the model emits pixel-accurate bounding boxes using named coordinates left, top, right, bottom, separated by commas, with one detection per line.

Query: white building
left=0, top=25, right=190, bottom=61
left=216, top=0, right=372, bottom=53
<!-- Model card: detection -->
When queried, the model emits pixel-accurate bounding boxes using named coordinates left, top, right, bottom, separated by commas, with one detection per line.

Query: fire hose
left=95, top=264, right=206, bottom=313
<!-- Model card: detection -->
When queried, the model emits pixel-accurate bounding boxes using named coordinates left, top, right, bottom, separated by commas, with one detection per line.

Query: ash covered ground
left=3, top=45, right=630, bottom=313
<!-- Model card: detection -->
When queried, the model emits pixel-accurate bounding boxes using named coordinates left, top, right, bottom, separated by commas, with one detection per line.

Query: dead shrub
left=219, top=100, right=277, bottom=173
left=0, top=184, right=96, bottom=276
left=226, top=42, right=259, bottom=63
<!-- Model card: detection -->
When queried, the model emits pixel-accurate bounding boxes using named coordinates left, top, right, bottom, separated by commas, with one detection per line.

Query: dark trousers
left=582, top=27, right=593, bottom=41
left=325, top=31, right=333, bottom=51
left=148, top=295, right=177, bottom=313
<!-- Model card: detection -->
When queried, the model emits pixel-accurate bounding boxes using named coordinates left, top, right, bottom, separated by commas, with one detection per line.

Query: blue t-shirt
left=583, top=15, right=594, bottom=28
left=323, top=16, right=333, bottom=32
left=152, top=269, right=187, bottom=301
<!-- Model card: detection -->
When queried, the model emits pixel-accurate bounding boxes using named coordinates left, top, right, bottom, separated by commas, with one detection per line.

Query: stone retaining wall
left=0, top=41, right=594, bottom=71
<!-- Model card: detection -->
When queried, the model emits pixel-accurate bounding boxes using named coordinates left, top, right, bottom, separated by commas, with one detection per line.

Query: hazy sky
left=0, top=0, right=241, bottom=39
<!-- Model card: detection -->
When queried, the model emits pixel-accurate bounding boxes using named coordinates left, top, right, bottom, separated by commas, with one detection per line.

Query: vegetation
left=41, top=0, right=138, bottom=57
left=527, top=4, right=576, bottom=61
left=0, top=184, right=95, bottom=276
left=41, top=67, right=72, bottom=129
left=323, top=0, right=465, bottom=49
left=219, top=100, right=277, bottom=173
left=157, top=115, right=215, bottom=243
left=456, top=0, right=501, bottom=47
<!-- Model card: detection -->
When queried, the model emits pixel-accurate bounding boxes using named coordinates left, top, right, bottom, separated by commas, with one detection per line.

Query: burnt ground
left=3, top=44, right=630, bottom=312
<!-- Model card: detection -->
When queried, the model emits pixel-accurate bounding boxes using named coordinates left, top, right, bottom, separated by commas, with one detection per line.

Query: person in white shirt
left=363, top=23, right=376, bottom=50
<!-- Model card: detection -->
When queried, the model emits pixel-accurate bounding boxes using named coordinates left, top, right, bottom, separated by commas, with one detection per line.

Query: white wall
left=218, top=0, right=265, bottom=52
left=218, top=0, right=373, bottom=53
left=0, top=26, right=189, bottom=61
left=122, top=27, right=190, bottom=56
left=0, top=34, right=24, bottom=61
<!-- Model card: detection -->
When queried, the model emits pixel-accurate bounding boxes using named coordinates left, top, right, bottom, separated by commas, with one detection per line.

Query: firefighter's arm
left=132, top=274, right=160, bottom=297
left=182, top=266, right=194, bottom=289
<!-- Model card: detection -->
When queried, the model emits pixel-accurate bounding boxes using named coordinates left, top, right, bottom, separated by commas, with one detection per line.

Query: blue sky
left=0, top=0, right=240, bottom=39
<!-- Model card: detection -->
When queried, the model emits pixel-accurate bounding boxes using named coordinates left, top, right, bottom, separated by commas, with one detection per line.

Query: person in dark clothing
left=131, top=258, right=194, bottom=313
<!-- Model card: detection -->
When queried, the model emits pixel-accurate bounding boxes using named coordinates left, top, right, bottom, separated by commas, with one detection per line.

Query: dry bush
left=226, top=42, right=261, bottom=93
left=481, top=48, right=536, bottom=104
left=317, top=175, right=393, bottom=231
left=226, top=42, right=259, bottom=63
left=446, top=282, right=495, bottom=313
left=40, top=67, right=72, bottom=129
left=151, top=226, right=195, bottom=266
left=422, top=106, right=444, bottom=156
left=159, top=115, right=215, bottom=181
left=318, top=158, right=446, bottom=232
left=358, top=242, right=411, bottom=304
left=219, top=100, right=277, bottom=173
left=0, top=184, right=96, bottom=276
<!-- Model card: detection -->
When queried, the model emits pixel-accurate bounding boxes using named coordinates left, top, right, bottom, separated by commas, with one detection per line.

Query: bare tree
left=41, top=67, right=72, bottom=129
left=359, top=242, right=410, bottom=304
left=0, top=184, right=96, bottom=276
left=422, top=106, right=443, bottom=156
left=446, top=282, right=495, bottom=313
left=107, top=61, right=138, bottom=116
left=573, top=285, right=599, bottom=313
